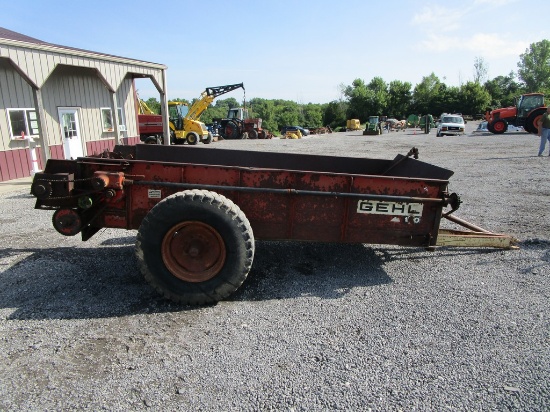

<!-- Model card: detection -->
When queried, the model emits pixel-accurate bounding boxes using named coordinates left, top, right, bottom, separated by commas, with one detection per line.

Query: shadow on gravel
left=481, top=156, right=537, bottom=160
left=372, top=246, right=503, bottom=262
left=0, top=245, right=166, bottom=321
left=231, top=241, right=391, bottom=302
left=0, top=240, right=392, bottom=320
left=5, top=192, right=33, bottom=200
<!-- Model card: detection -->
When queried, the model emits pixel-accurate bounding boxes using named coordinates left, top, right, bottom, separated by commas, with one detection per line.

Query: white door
left=58, top=108, right=84, bottom=159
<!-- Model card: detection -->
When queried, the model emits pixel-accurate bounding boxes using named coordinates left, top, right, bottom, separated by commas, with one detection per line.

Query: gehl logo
left=357, top=200, right=423, bottom=216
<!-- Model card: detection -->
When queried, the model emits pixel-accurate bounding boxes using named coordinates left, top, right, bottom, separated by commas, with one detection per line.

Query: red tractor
left=218, top=107, right=271, bottom=140
left=485, top=93, right=546, bottom=134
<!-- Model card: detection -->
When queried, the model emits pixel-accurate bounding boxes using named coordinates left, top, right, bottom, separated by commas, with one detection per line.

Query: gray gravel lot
left=0, top=122, right=549, bottom=411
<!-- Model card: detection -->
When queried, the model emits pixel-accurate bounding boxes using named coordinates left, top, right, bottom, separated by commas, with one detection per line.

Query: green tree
left=484, top=72, right=523, bottom=109
left=323, top=100, right=348, bottom=129
left=274, top=100, right=301, bottom=131
left=517, top=39, right=550, bottom=93
left=458, top=81, right=491, bottom=116
left=200, top=97, right=241, bottom=123
left=437, top=85, right=460, bottom=115
left=412, top=73, right=444, bottom=115
left=342, top=79, right=373, bottom=122
left=249, top=98, right=278, bottom=134
left=302, top=103, right=323, bottom=128
left=367, top=77, right=389, bottom=116
left=145, top=97, right=160, bottom=114
left=218, top=97, right=240, bottom=109
left=387, top=80, right=412, bottom=119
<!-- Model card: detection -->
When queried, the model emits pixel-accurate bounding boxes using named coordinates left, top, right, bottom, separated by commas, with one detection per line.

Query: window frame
left=6, top=108, right=40, bottom=139
left=100, top=107, right=126, bottom=132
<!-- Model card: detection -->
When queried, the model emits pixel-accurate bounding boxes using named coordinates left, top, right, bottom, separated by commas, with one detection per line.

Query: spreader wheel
left=136, top=190, right=255, bottom=305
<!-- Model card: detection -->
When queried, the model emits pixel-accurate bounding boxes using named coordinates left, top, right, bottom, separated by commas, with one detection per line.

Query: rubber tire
left=491, top=119, right=507, bottom=134
left=170, top=131, right=178, bottom=145
left=258, top=130, right=266, bottom=139
left=186, top=132, right=199, bottom=145
left=525, top=107, right=546, bottom=134
left=144, top=136, right=159, bottom=144
left=224, top=121, right=239, bottom=139
left=248, top=129, right=258, bottom=139
left=136, top=190, right=255, bottom=305
left=202, top=132, right=213, bottom=144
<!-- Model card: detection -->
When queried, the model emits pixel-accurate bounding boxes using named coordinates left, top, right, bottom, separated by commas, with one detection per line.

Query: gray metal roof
left=0, top=26, right=165, bottom=68
left=0, top=27, right=48, bottom=44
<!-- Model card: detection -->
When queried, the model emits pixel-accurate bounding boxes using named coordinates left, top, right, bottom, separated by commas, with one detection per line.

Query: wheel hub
left=162, top=221, right=226, bottom=282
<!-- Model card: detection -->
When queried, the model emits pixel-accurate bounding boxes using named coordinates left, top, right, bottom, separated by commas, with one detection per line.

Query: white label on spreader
left=357, top=200, right=423, bottom=216
left=148, top=189, right=162, bottom=199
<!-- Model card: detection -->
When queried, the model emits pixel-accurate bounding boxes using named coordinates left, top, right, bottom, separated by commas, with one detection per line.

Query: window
left=7, top=108, right=40, bottom=139
left=101, top=107, right=125, bottom=132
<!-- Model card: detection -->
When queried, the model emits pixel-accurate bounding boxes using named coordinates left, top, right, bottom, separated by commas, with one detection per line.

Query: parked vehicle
left=30, top=145, right=517, bottom=305
left=137, top=99, right=186, bottom=144
left=484, top=93, right=546, bottom=134
left=363, top=116, right=382, bottom=135
left=137, top=83, right=245, bottom=144
left=280, top=126, right=310, bottom=136
left=218, top=107, right=270, bottom=140
left=437, top=114, right=465, bottom=136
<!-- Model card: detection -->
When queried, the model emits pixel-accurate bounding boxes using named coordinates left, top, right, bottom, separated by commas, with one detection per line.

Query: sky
left=1, top=0, right=548, bottom=104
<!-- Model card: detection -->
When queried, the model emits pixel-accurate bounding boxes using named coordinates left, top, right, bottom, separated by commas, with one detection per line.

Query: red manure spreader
left=31, top=145, right=517, bottom=305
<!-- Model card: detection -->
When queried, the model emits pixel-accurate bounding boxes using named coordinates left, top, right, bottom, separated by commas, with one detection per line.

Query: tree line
left=143, top=39, right=550, bottom=133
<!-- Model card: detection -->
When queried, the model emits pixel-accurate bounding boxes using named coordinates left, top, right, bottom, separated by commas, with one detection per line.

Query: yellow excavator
left=137, top=83, right=245, bottom=145
left=173, top=83, right=244, bottom=145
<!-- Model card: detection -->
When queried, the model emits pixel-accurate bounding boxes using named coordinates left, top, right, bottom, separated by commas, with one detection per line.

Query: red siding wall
left=0, top=136, right=142, bottom=182
left=0, top=147, right=45, bottom=182
left=49, top=145, right=64, bottom=160
left=86, top=139, right=116, bottom=156
left=123, top=136, right=141, bottom=145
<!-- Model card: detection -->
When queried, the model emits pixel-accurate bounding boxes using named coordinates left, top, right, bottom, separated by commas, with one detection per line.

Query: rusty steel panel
left=120, top=160, right=449, bottom=245
left=344, top=175, right=447, bottom=245
left=35, top=146, right=455, bottom=247
left=131, top=144, right=397, bottom=176
left=233, top=170, right=295, bottom=239
left=102, top=213, right=128, bottom=228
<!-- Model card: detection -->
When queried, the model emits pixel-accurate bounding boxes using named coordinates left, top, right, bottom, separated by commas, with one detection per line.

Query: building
left=0, top=27, right=168, bottom=182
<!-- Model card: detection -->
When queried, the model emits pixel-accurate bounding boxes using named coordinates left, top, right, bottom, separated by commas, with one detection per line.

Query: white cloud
left=412, top=5, right=467, bottom=31
left=416, top=32, right=528, bottom=58
left=473, top=0, right=518, bottom=6
left=465, top=33, right=528, bottom=58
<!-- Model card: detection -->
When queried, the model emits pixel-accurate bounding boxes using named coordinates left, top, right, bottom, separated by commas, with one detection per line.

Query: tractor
left=137, top=83, right=245, bottom=144
left=485, top=93, right=546, bottom=134
left=217, top=107, right=270, bottom=140
left=363, top=116, right=382, bottom=135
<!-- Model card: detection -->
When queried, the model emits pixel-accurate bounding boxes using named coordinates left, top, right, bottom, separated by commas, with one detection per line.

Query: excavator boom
left=186, top=83, right=244, bottom=121
left=206, top=83, right=244, bottom=98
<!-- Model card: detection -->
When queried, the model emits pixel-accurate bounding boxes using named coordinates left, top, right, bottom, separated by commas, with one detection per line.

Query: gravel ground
left=0, top=122, right=548, bottom=411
